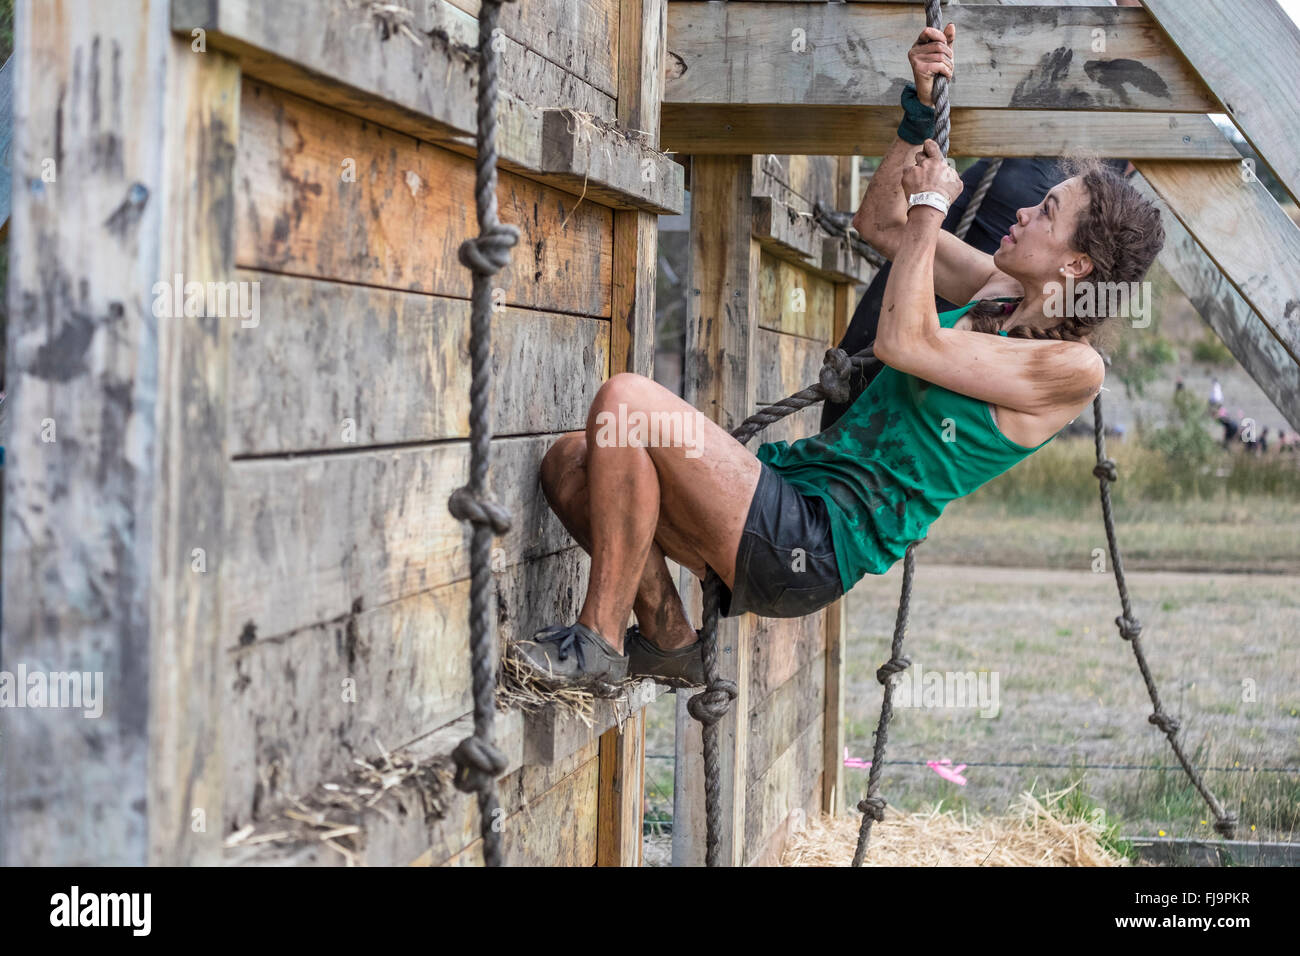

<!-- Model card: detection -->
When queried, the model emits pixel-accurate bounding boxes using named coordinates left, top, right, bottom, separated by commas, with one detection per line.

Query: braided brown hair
left=964, top=154, right=1166, bottom=355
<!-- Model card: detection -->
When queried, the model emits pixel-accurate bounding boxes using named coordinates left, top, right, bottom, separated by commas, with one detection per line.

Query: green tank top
left=755, top=298, right=1051, bottom=594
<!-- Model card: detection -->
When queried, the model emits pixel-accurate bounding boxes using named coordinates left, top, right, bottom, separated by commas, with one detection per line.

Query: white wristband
left=907, top=191, right=950, bottom=217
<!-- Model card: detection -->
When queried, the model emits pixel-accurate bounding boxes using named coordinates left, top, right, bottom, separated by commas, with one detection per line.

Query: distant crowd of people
left=1176, top=377, right=1297, bottom=454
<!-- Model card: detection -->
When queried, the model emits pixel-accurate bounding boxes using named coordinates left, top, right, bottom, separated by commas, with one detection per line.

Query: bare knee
left=540, top=431, right=586, bottom=506
left=590, top=372, right=655, bottom=420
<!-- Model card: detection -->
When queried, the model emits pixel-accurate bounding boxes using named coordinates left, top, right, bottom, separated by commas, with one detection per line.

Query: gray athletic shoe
left=511, top=622, right=629, bottom=697
left=624, top=625, right=706, bottom=688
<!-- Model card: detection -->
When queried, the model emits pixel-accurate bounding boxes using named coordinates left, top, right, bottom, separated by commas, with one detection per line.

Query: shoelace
left=533, top=623, right=588, bottom=670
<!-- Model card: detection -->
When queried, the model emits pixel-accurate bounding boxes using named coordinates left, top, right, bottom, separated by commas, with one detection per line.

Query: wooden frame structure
left=2, top=0, right=1297, bottom=867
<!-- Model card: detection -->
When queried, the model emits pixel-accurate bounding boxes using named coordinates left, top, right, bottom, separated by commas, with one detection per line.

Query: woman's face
left=992, top=176, right=1092, bottom=286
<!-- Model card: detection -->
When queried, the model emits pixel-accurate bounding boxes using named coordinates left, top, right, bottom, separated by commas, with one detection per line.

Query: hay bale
left=781, top=786, right=1131, bottom=867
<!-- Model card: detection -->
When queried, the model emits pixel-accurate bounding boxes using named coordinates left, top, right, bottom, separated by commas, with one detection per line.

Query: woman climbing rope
left=511, top=21, right=1167, bottom=697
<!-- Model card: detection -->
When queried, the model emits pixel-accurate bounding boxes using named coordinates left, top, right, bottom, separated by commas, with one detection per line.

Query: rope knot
left=819, top=348, right=854, bottom=404
left=1115, top=614, right=1142, bottom=641
left=458, top=222, right=520, bottom=276
left=876, top=655, right=912, bottom=684
left=1093, top=458, right=1118, bottom=482
left=448, top=486, right=513, bottom=535
left=1148, top=711, right=1181, bottom=735
left=451, top=733, right=509, bottom=794
left=687, top=679, right=739, bottom=725
left=857, top=795, right=887, bottom=821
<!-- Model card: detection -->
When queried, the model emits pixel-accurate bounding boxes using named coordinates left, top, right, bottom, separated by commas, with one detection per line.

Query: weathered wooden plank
left=172, top=0, right=541, bottom=170
left=1134, top=160, right=1300, bottom=367
left=611, top=211, right=659, bottom=378
left=524, top=681, right=660, bottom=766
left=746, top=762, right=822, bottom=868
left=747, top=652, right=826, bottom=785
left=750, top=609, right=826, bottom=706
left=609, top=0, right=667, bottom=380
left=662, top=105, right=1239, bottom=158
left=757, top=251, right=835, bottom=342
left=227, top=674, right=665, bottom=866
left=756, top=328, right=826, bottom=405
left=177, top=0, right=613, bottom=124
left=1, top=0, right=235, bottom=866
left=1142, top=0, right=1300, bottom=206
left=665, top=3, right=1216, bottom=111
left=786, top=156, right=838, bottom=213
left=442, top=0, right=621, bottom=98
left=443, top=749, right=601, bottom=866
left=236, top=80, right=612, bottom=316
left=743, top=716, right=824, bottom=865
left=227, top=272, right=609, bottom=455
left=149, top=44, right=242, bottom=868
left=819, top=237, right=876, bottom=286
left=673, top=155, right=758, bottom=867
left=173, top=0, right=684, bottom=213
left=836, top=154, right=860, bottom=213
left=225, top=435, right=572, bottom=643
left=223, top=547, right=584, bottom=832
left=540, top=108, right=683, bottom=215
left=597, top=712, right=646, bottom=866
left=752, top=154, right=840, bottom=216
left=752, top=195, right=819, bottom=264
left=1131, top=174, right=1300, bottom=433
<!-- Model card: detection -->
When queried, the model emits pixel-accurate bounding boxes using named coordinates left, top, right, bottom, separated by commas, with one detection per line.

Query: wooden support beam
left=2, top=0, right=236, bottom=865
left=818, top=238, right=876, bottom=286
left=665, top=3, right=1217, bottom=111
left=753, top=195, right=820, bottom=263
left=1133, top=160, right=1300, bottom=370
left=609, top=0, right=669, bottom=380
left=171, top=0, right=683, bottom=214
left=1141, top=0, right=1300, bottom=207
left=673, top=156, right=758, bottom=867
left=597, top=714, right=647, bottom=867
left=598, top=0, right=667, bottom=866
left=1131, top=174, right=1300, bottom=433
left=662, top=105, right=1239, bottom=158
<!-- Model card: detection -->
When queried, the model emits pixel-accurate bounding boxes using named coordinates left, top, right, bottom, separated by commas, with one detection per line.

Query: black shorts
left=717, top=462, right=845, bottom=618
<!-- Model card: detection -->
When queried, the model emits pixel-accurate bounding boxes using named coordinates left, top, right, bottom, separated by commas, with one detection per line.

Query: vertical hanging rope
left=851, top=538, right=923, bottom=865
left=954, top=158, right=1002, bottom=241
left=924, top=0, right=951, bottom=157
left=1091, top=394, right=1238, bottom=838
left=447, top=0, right=518, bottom=868
left=846, top=0, right=951, bottom=868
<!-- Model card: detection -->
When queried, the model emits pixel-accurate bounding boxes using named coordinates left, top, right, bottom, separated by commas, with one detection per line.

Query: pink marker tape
left=842, top=749, right=968, bottom=785
left=927, top=759, right=968, bottom=786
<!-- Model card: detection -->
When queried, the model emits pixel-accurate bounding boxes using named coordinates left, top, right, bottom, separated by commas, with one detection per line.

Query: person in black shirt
left=821, top=156, right=1132, bottom=432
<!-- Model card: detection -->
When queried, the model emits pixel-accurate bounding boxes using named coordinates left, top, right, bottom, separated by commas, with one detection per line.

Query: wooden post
left=597, top=0, right=667, bottom=866
left=672, top=155, right=757, bottom=866
left=1141, top=0, right=1300, bottom=207
left=2, top=0, right=237, bottom=865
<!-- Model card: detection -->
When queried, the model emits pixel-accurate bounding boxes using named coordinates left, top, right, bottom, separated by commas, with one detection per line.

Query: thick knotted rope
left=1091, top=392, right=1237, bottom=838
left=852, top=538, right=923, bottom=865
left=447, top=0, right=518, bottom=868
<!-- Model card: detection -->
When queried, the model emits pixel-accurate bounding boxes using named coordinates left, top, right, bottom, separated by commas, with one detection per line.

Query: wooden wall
left=2, top=0, right=677, bottom=867
left=673, top=152, right=868, bottom=866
